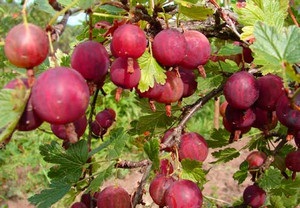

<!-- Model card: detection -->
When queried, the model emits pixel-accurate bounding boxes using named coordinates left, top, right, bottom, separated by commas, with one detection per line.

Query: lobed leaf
left=181, top=159, right=207, bottom=186
left=233, top=161, right=249, bottom=184
left=206, top=128, right=230, bottom=148
left=235, top=0, right=289, bottom=40
left=144, top=138, right=160, bottom=170
left=89, top=128, right=125, bottom=157
left=251, top=23, right=300, bottom=65
left=28, top=180, right=71, bottom=208
left=40, top=140, right=89, bottom=183
left=86, top=164, right=115, bottom=192
left=211, top=147, right=240, bottom=164
left=257, top=167, right=281, bottom=190
left=137, top=51, right=166, bottom=92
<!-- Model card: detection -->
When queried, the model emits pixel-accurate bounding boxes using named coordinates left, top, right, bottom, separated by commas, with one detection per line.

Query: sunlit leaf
left=137, top=51, right=166, bottom=92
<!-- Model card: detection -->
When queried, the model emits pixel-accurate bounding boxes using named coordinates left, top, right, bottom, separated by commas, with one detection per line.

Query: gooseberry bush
left=0, top=0, right=300, bottom=207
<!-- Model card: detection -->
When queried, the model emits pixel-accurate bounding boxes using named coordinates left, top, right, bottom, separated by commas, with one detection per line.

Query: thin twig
left=288, top=6, right=299, bottom=27
left=132, top=163, right=152, bottom=207
left=115, top=159, right=151, bottom=169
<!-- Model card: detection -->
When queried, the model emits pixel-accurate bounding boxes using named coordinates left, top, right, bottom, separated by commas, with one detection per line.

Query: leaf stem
left=93, top=12, right=129, bottom=20
left=22, top=0, right=28, bottom=25
left=288, top=6, right=299, bottom=27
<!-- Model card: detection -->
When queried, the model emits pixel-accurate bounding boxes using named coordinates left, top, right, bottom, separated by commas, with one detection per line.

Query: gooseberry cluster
left=221, top=72, right=284, bottom=141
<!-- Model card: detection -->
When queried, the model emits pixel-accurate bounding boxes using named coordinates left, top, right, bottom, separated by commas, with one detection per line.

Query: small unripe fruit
left=246, top=151, right=267, bottom=169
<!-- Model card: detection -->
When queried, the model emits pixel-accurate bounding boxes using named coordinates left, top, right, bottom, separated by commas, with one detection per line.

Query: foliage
left=0, top=0, right=300, bottom=207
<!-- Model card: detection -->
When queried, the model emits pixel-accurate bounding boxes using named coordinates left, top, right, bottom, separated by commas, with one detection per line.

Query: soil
left=1, top=138, right=254, bottom=208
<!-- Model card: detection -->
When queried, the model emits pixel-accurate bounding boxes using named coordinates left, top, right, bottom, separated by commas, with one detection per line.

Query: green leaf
left=129, top=100, right=178, bottom=135
left=33, top=0, right=56, bottom=14
left=219, top=60, right=240, bottom=73
left=206, top=128, right=230, bottom=148
left=86, top=164, right=115, bottom=192
left=234, top=0, right=289, bottom=40
left=106, top=128, right=129, bottom=159
left=144, top=138, right=160, bottom=170
left=40, top=140, right=88, bottom=183
left=244, top=135, right=268, bottom=151
left=89, top=128, right=125, bottom=157
left=137, top=51, right=166, bottom=92
left=178, top=3, right=214, bottom=21
left=270, top=195, right=285, bottom=208
left=211, top=148, right=240, bottom=164
left=233, top=161, right=249, bottom=184
left=270, top=192, right=300, bottom=208
left=78, top=0, right=96, bottom=9
left=257, top=167, right=281, bottom=190
left=28, top=180, right=71, bottom=208
left=251, top=23, right=300, bottom=66
left=0, top=88, right=29, bottom=143
left=217, top=44, right=242, bottom=56
left=270, top=175, right=300, bottom=197
left=181, top=159, right=206, bottom=186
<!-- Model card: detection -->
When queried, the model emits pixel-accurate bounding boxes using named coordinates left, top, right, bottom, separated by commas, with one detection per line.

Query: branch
left=115, top=159, right=151, bottom=169
left=132, top=163, right=152, bottom=207
left=47, top=0, right=82, bottom=42
left=207, top=0, right=246, bottom=43
left=161, top=83, right=224, bottom=150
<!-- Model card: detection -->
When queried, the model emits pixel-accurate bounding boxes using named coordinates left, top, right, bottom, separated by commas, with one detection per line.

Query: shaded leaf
left=270, top=175, right=300, bottom=197
left=40, top=140, right=88, bottom=183
left=144, top=138, right=160, bottom=170
left=178, top=4, right=214, bottom=21
left=233, top=161, right=249, bottom=184
left=217, top=44, right=242, bottom=56
left=86, top=164, right=115, bottom=192
left=211, top=148, right=240, bottom=164
left=28, top=180, right=71, bottom=208
left=128, top=101, right=178, bottom=135
left=106, top=128, right=129, bottom=159
left=89, top=128, right=125, bottom=157
left=78, top=0, right=96, bottom=9
left=206, top=128, right=230, bottom=148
